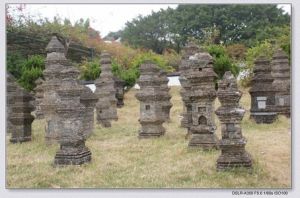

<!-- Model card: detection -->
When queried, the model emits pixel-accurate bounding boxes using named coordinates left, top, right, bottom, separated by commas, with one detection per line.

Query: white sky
left=10, top=4, right=291, bottom=38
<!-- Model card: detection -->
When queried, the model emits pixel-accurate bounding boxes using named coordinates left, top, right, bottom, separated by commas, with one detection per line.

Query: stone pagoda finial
left=271, top=48, right=290, bottom=117
left=7, top=73, right=35, bottom=143
left=249, top=56, right=277, bottom=123
left=135, top=61, right=168, bottom=138
left=186, top=52, right=218, bottom=149
left=95, top=51, right=118, bottom=127
left=215, top=71, right=252, bottom=170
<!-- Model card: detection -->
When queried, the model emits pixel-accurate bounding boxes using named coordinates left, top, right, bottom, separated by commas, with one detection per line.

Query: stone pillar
left=135, top=61, right=167, bottom=138
left=33, top=77, right=44, bottom=119
left=95, top=52, right=118, bottom=127
left=216, top=71, right=252, bottom=170
left=41, top=35, right=68, bottom=144
left=250, top=56, right=277, bottom=123
left=179, top=42, right=202, bottom=137
left=187, top=52, right=218, bottom=149
left=80, top=85, right=98, bottom=138
left=158, top=70, right=172, bottom=121
left=54, top=66, right=92, bottom=165
left=271, top=49, right=290, bottom=117
left=113, top=76, right=125, bottom=108
left=8, top=75, right=35, bottom=143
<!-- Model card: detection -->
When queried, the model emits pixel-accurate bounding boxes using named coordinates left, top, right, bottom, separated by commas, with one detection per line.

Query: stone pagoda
left=33, top=77, right=44, bottom=119
left=80, top=85, right=98, bottom=137
left=41, top=35, right=68, bottom=144
left=249, top=56, right=277, bottom=123
left=215, top=71, right=252, bottom=170
left=179, top=42, right=202, bottom=136
left=95, top=51, right=118, bottom=127
left=113, top=76, right=126, bottom=108
left=135, top=61, right=167, bottom=138
left=186, top=52, right=218, bottom=149
left=8, top=74, right=35, bottom=143
left=158, top=69, right=172, bottom=121
left=54, top=65, right=92, bottom=165
left=271, top=49, right=290, bottom=117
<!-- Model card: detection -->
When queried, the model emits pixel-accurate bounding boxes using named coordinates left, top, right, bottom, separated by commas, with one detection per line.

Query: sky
left=10, top=4, right=291, bottom=38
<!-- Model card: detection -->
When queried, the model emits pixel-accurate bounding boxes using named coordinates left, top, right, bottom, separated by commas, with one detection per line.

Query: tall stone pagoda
left=80, top=85, right=98, bottom=137
left=186, top=52, right=218, bottom=149
left=179, top=42, right=202, bottom=135
left=249, top=56, right=277, bottom=123
left=135, top=61, right=167, bottom=138
left=41, top=35, right=68, bottom=144
left=113, top=76, right=126, bottom=108
left=158, top=69, right=172, bottom=121
left=33, top=77, right=44, bottom=119
left=8, top=73, right=35, bottom=143
left=54, top=65, right=92, bottom=165
left=271, top=49, right=290, bottom=117
left=95, top=51, right=118, bottom=127
left=215, top=71, right=252, bottom=170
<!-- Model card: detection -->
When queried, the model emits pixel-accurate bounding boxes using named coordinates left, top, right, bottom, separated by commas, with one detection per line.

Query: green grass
left=6, top=86, right=291, bottom=188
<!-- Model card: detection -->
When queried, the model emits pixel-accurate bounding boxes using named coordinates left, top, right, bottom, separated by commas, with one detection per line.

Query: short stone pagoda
left=135, top=61, right=167, bottom=138
left=179, top=42, right=202, bottom=136
left=216, top=71, right=252, bottom=170
left=80, top=85, right=98, bottom=137
left=158, top=69, right=172, bottom=121
left=95, top=51, right=118, bottom=127
left=271, top=49, right=290, bottom=117
left=33, top=77, right=44, bottom=119
left=113, top=76, right=126, bottom=108
left=41, top=35, right=69, bottom=144
left=8, top=74, right=35, bottom=143
left=54, top=66, right=92, bottom=165
left=186, top=52, right=218, bottom=149
left=249, top=56, right=277, bottom=123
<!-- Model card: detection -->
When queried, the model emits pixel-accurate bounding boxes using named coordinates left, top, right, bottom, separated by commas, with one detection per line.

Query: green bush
left=17, top=55, right=45, bottom=91
left=206, top=45, right=240, bottom=79
left=79, top=58, right=101, bottom=81
left=7, top=52, right=26, bottom=79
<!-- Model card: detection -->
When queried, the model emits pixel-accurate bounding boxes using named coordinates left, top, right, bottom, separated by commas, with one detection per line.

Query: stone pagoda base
left=10, top=117, right=33, bottom=143
left=138, top=123, right=165, bottom=139
left=250, top=112, right=278, bottom=124
left=216, top=139, right=252, bottom=171
left=188, top=133, right=218, bottom=149
left=54, top=146, right=92, bottom=166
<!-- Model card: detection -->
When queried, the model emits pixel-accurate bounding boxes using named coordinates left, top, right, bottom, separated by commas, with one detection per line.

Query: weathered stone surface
left=186, top=52, right=218, bottom=149
left=271, top=49, right=290, bottom=117
left=95, top=51, right=118, bottom=127
left=113, top=76, right=126, bottom=108
left=250, top=56, right=277, bottom=123
left=54, top=66, right=91, bottom=165
left=80, top=85, right=97, bottom=138
left=33, top=77, right=44, bottom=119
left=7, top=73, right=18, bottom=134
left=179, top=42, right=202, bottom=137
left=158, top=70, right=172, bottom=121
left=135, top=61, right=168, bottom=138
left=40, top=35, right=69, bottom=144
left=216, top=71, right=252, bottom=170
left=8, top=73, right=35, bottom=143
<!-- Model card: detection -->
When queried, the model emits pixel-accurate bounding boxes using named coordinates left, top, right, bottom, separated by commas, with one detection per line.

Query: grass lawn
left=6, top=86, right=291, bottom=188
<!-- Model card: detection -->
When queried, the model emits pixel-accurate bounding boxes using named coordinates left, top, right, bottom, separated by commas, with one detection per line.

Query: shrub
left=226, top=44, right=247, bottom=60
left=7, top=52, right=26, bottom=79
left=17, top=55, right=45, bottom=91
left=79, top=58, right=101, bottom=81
